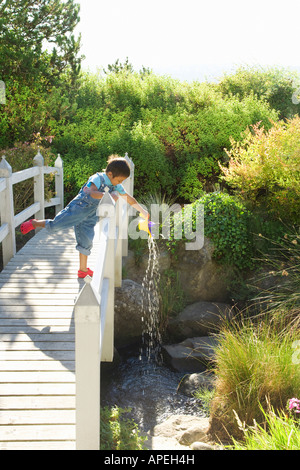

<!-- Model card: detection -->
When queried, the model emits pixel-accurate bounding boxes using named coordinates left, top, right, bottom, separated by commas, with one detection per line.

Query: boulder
left=150, top=414, right=209, bottom=444
left=172, top=238, right=231, bottom=303
left=114, top=279, right=144, bottom=348
left=178, top=372, right=215, bottom=397
left=163, top=336, right=219, bottom=373
left=167, top=300, right=233, bottom=342
left=190, top=441, right=218, bottom=450
left=122, top=238, right=231, bottom=303
left=146, top=415, right=222, bottom=450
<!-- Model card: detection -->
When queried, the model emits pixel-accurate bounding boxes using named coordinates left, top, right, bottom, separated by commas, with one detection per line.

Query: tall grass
left=209, top=318, right=300, bottom=441
left=252, top=228, right=300, bottom=331
left=231, top=403, right=300, bottom=450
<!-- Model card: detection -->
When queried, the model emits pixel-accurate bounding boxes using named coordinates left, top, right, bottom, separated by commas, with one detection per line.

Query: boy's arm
left=119, top=193, right=149, bottom=219
left=85, top=185, right=149, bottom=218
left=84, top=183, right=120, bottom=201
left=84, top=183, right=104, bottom=199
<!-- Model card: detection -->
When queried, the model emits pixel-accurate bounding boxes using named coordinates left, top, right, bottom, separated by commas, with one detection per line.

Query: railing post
left=97, top=189, right=115, bottom=362
left=0, top=156, right=16, bottom=266
left=33, top=150, right=45, bottom=223
left=74, top=277, right=101, bottom=450
left=54, top=154, right=64, bottom=214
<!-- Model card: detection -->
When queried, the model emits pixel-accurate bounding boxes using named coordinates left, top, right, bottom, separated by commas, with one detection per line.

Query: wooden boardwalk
left=0, top=227, right=101, bottom=450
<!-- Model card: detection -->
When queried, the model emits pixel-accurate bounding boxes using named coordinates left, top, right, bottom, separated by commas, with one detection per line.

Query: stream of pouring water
left=140, top=236, right=163, bottom=366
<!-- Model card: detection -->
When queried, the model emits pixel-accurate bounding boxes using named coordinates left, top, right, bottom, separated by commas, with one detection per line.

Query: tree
left=0, top=0, right=82, bottom=86
left=104, top=57, right=152, bottom=78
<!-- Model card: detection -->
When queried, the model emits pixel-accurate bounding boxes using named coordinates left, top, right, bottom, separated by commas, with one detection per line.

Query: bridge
left=0, top=153, right=133, bottom=450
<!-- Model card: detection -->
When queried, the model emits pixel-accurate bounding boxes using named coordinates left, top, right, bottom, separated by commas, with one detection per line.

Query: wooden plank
left=0, top=326, right=75, bottom=334
left=0, top=424, right=75, bottom=441
left=0, top=410, right=75, bottom=425
left=0, top=396, right=75, bottom=409
left=0, top=320, right=73, bottom=327
left=0, top=361, right=75, bottom=371
left=0, top=441, right=76, bottom=450
left=0, top=371, right=75, bottom=383
left=0, top=341, right=75, bottom=350
left=0, top=333, right=74, bottom=342
left=0, top=299, right=76, bottom=306
left=11, top=166, right=39, bottom=184
left=0, top=383, right=75, bottom=395
left=0, top=350, right=75, bottom=360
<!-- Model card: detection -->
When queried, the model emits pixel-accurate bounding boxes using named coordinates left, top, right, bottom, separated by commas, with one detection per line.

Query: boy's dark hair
left=106, top=155, right=130, bottom=178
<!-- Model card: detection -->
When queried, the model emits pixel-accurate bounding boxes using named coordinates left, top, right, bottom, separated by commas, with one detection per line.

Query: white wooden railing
left=74, top=153, right=134, bottom=450
left=0, top=151, right=64, bottom=267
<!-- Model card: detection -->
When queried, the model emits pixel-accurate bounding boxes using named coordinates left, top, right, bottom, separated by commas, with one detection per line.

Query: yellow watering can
left=138, top=214, right=155, bottom=237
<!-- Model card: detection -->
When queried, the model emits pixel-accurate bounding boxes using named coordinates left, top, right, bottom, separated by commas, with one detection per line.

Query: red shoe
left=20, top=219, right=35, bottom=234
left=78, top=268, right=94, bottom=278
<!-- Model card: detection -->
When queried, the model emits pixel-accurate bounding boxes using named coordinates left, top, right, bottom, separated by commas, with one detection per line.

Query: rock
left=150, top=414, right=210, bottom=442
left=146, top=415, right=222, bottom=451
left=178, top=372, right=215, bottom=397
left=167, top=300, right=233, bottom=341
left=114, top=279, right=144, bottom=348
left=172, top=238, right=231, bottom=303
left=163, top=337, right=219, bottom=373
left=178, top=425, right=209, bottom=446
left=122, top=249, right=171, bottom=283
left=190, top=441, right=217, bottom=450
left=123, top=238, right=231, bottom=304
left=144, top=435, right=189, bottom=450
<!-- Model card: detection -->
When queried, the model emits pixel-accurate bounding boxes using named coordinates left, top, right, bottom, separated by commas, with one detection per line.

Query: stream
left=100, top=346, right=206, bottom=433
left=100, top=237, right=206, bottom=433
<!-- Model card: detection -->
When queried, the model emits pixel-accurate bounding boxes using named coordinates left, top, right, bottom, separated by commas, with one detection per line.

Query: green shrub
left=0, top=140, right=55, bottom=214
left=194, top=192, right=253, bottom=270
left=100, top=406, right=146, bottom=450
left=218, top=65, right=300, bottom=119
left=51, top=72, right=278, bottom=203
left=220, top=117, right=300, bottom=224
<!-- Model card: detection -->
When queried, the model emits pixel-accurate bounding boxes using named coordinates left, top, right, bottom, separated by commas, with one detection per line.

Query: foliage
left=251, top=228, right=300, bottom=330
left=193, top=192, right=253, bottom=270
left=0, top=0, right=82, bottom=85
left=0, top=0, right=82, bottom=150
left=51, top=71, right=278, bottom=202
left=209, top=318, right=300, bottom=442
left=220, top=117, right=300, bottom=224
left=218, top=65, right=300, bottom=120
left=231, top=403, right=300, bottom=450
left=100, top=406, right=146, bottom=450
left=0, top=138, right=56, bottom=214
left=103, top=57, right=152, bottom=77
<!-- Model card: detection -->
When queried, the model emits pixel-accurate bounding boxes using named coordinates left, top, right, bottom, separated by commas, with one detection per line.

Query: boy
left=20, top=155, right=148, bottom=278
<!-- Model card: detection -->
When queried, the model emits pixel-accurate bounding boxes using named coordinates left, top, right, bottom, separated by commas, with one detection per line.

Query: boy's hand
left=139, top=208, right=149, bottom=220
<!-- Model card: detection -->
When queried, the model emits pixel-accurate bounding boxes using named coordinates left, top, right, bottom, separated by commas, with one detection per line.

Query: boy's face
left=107, top=171, right=127, bottom=186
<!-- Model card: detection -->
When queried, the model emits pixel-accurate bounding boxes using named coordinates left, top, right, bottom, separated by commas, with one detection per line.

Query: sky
left=74, top=0, right=300, bottom=82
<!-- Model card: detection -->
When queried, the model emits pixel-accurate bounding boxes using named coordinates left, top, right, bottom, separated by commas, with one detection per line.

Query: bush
left=209, top=319, right=300, bottom=442
left=51, top=71, right=278, bottom=203
left=100, top=406, right=146, bottom=450
left=0, top=139, right=55, bottom=214
left=193, top=192, right=253, bottom=270
left=218, top=65, right=300, bottom=120
left=220, top=117, right=300, bottom=225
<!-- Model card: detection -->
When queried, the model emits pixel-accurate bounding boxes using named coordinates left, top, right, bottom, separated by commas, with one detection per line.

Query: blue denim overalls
left=45, top=173, right=110, bottom=255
